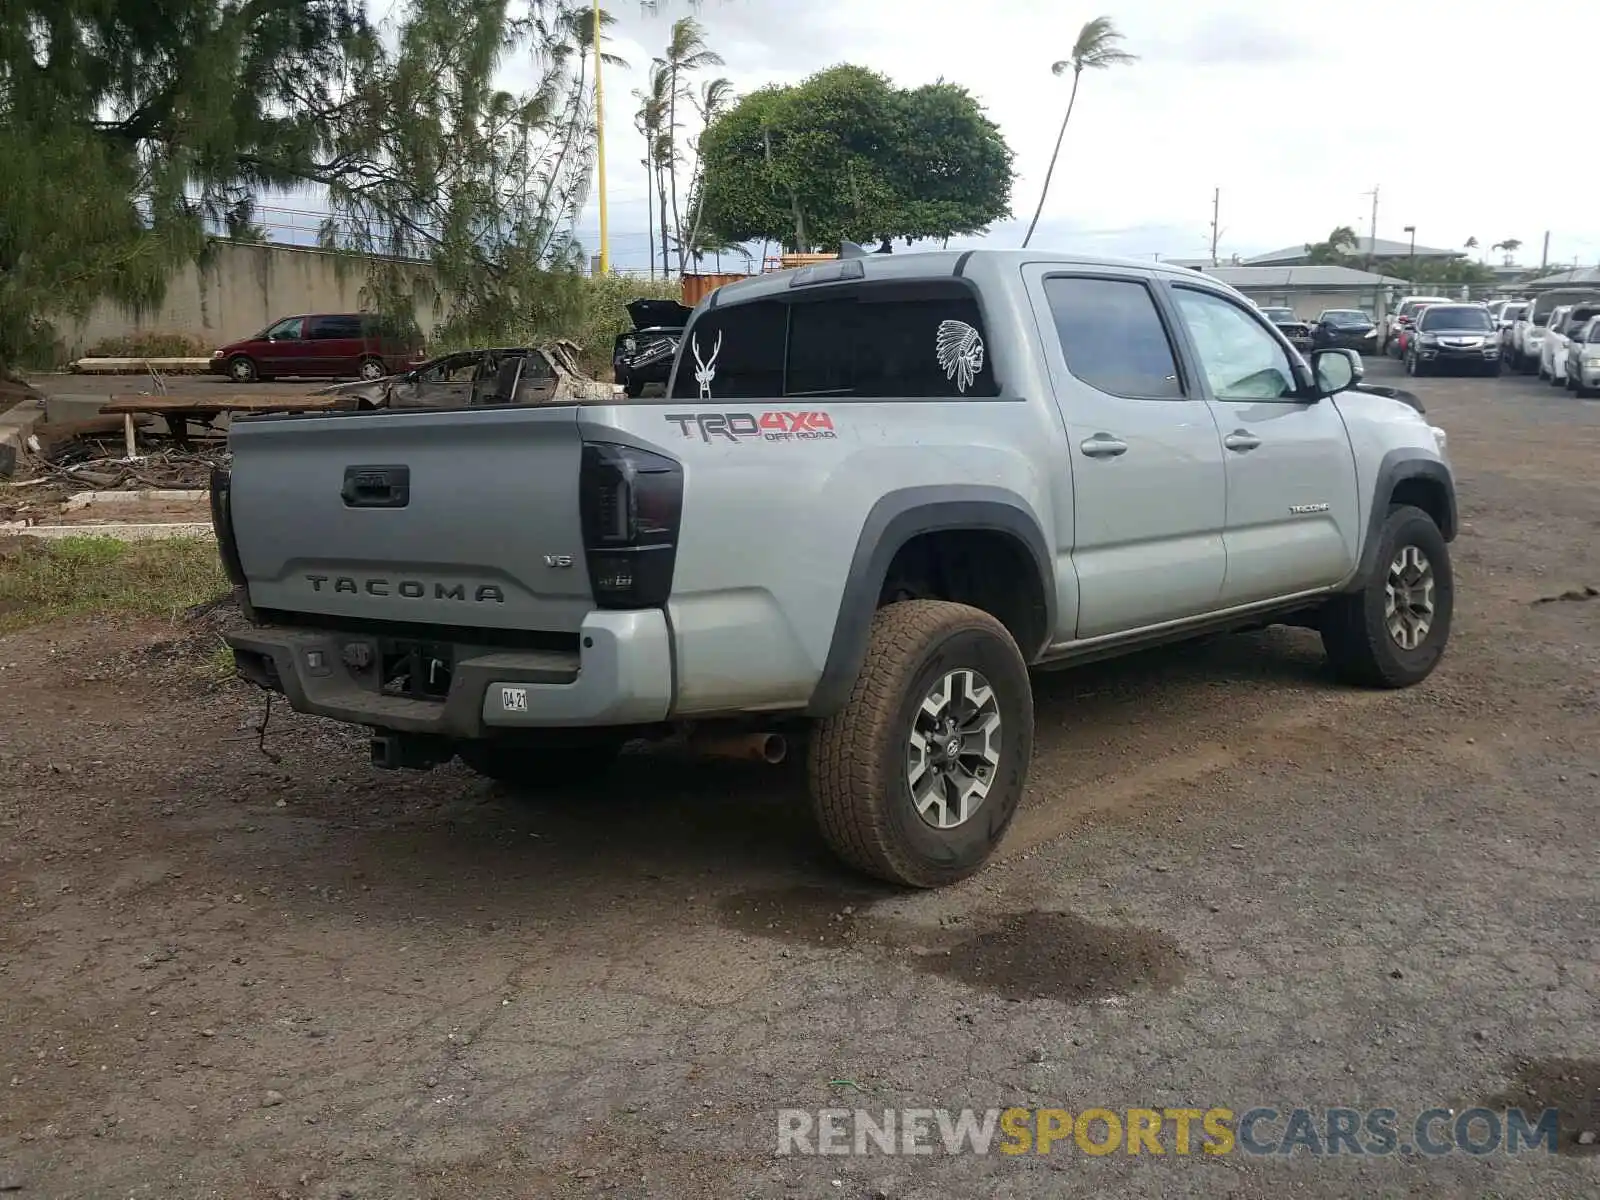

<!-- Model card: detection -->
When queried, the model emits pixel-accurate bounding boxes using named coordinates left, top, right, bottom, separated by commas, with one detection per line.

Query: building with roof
left=1523, top=265, right=1600, bottom=290
left=1240, top=236, right=1463, bottom=268
left=1178, top=264, right=1412, bottom=321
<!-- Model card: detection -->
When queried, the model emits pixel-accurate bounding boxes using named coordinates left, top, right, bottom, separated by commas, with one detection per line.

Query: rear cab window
left=670, top=280, right=999, bottom=401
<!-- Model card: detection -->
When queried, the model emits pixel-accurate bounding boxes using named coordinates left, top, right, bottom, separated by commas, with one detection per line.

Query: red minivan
left=209, top=313, right=423, bottom=383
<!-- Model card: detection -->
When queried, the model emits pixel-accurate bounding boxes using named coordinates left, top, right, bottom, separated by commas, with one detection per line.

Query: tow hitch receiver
left=370, top=733, right=454, bottom=771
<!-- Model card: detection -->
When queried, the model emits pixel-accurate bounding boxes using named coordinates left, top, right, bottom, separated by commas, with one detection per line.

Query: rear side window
left=670, top=284, right=999, bottom=400
left=788, top=289, right=999, bottom=398
left=671, top=301, right=788, bottom=399
left=308, top=315, right=362, bottom=340
left=1043, top=276, right=1183, bottom=399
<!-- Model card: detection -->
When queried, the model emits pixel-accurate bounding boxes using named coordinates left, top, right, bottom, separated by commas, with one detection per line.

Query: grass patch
left=0, top=535, right=228, bottom=633
left=200, top=639, right=238, bottom=683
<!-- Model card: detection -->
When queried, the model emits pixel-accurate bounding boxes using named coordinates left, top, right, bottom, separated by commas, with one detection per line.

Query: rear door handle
left=1224, top=430, right=1261, bottom=453
left=1080, top=434, right=1128, bottom=459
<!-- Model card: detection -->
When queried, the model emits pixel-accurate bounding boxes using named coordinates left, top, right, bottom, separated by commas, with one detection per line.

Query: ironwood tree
left=0, top=0, right=630, bottom=368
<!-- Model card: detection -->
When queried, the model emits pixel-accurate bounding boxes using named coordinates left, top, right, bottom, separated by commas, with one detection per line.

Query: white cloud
left=568, top=0, right=1600, bottom=273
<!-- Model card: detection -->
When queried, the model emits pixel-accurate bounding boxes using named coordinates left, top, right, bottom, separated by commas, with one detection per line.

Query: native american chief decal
left=935, top=319, right=985, bottom=394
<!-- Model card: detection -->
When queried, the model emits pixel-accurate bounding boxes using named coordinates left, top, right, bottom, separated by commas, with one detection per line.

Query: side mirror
left=1312, top=348, right=1362, bottom=396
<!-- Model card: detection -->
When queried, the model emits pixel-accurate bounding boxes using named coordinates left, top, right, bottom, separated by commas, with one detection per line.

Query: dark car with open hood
left=613, top=299, right=693, bottom=398
left=1257, top=306, right=1312, bottom=353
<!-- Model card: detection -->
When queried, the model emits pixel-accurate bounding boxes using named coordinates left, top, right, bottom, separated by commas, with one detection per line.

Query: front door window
left=1172, top=288, right=1299, bottom=401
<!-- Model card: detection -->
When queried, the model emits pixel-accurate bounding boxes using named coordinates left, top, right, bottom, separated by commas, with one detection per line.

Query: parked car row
left=1505, top=288, right=1600, bottom=377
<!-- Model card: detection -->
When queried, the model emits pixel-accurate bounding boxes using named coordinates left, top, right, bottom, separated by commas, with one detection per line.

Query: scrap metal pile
left=0, top=418, right=226, bottom=525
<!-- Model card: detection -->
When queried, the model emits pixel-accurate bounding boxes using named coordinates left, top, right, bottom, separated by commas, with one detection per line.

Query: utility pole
left=1541, top=230, right=1550, bottom=271
left=1209, top=188, right=1221, bottom=266
left=592, top=0, right=609, bottom=275
left=1363, top=185, right=1379, bottom=269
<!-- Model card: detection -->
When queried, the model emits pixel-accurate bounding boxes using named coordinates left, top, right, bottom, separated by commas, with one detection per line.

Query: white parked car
left=1511, top=289, right=1600, bottom=373
left=1538, top=306, right=1574, bottom=381
left=1562, top=316, right=1600, bottom=396
left=1541, top=302, right=1600, bottom=387
left=1497, top=300, right=1529, bottom=354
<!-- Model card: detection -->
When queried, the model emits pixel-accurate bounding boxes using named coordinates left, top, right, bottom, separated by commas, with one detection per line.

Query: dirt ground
left=2, top=360, right=1598, bottom=1198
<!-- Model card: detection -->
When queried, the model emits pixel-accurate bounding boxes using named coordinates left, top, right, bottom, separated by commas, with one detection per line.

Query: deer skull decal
left=692, top=329, right=723, bottom=400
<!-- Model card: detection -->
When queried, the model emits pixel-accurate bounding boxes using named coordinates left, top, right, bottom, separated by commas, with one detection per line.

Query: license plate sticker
left=500, top=687, right=529, bottom=713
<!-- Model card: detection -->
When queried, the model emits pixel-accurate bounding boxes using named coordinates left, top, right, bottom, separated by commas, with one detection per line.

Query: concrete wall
left=57, top=242, right=446, bottom=356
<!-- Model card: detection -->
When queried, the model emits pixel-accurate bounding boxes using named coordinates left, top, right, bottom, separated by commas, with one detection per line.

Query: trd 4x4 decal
left=665, top=411, right=837, bottom=444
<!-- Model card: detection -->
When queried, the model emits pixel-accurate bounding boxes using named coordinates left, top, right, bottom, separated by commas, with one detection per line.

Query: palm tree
left=656, top=17, right=724, bottom=272
left=1492, top=237, right=1522, bottom=266
left=634, top=63, right=672, bottom=276
left=1464, top=235, right=1479, bottom=262
left=1021, top=16, right=1137, bottom=249
left=531, top=4, right=627, bottom=260
left=681, top=76, right=734, bottom=271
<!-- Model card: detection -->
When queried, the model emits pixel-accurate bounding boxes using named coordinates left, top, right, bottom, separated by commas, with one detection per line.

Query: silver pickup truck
left=214, top=249, right=1457, bottom=887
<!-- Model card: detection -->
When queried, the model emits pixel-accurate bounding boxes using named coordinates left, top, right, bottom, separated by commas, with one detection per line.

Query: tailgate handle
left=341, top=465, right=410, bottom=508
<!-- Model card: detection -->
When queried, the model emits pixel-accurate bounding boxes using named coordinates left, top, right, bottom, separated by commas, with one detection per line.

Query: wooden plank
left=100, top=393, right=349, bottom=416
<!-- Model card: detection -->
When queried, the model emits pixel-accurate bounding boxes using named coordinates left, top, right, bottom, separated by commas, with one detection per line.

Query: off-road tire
left=808, top=600, right=1033, bottom=888
left=457, top=738, right=624, bottom=791
left=1321, top=504, right=1452, bottom=688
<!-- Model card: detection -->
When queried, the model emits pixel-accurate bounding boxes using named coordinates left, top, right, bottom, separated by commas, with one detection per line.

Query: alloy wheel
left=1385, top=545, right=1436, bottom=651
left=906, top=668, right=1002, bottom=830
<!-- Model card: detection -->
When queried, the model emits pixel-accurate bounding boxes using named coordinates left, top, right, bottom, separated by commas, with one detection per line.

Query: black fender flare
left=805, top=486, right=1056, bottom=718
left=1346, top=449, right=1457, bottom=592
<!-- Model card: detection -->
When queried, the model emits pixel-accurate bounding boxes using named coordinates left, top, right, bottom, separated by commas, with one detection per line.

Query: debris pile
left=1, top=421, right=225, bottom=525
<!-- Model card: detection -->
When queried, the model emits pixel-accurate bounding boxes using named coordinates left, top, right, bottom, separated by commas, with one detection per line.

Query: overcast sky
left=555, top=0, right=1600, bottom=274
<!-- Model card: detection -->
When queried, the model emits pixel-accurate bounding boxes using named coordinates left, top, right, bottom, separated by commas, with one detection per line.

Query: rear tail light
left=209, top=465, right=248, bottom=587
left=578, top=442, right=684, bottom=609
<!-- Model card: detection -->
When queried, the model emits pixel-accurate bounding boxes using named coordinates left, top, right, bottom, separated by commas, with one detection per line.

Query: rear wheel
left=457, top=738, right=625, bottom=791
left=808, top=600, right=1033, bottom=888
left=1321, top=504, right=1452, bottom=688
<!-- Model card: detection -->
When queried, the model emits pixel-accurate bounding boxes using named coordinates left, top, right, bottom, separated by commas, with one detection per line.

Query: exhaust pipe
left=689, top=732, right=788, bottom=764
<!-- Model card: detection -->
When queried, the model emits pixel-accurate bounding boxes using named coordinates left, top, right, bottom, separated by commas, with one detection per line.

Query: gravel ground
left=1, top=360, right=1597, bottom=1198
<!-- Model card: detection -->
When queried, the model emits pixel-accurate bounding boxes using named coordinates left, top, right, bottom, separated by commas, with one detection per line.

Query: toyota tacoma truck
left=213, top=249, right=1457, bottom=888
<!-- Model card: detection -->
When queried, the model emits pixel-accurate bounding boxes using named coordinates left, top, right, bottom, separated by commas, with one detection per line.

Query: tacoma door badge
left=1288, top=503, right=1330, bottom=515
